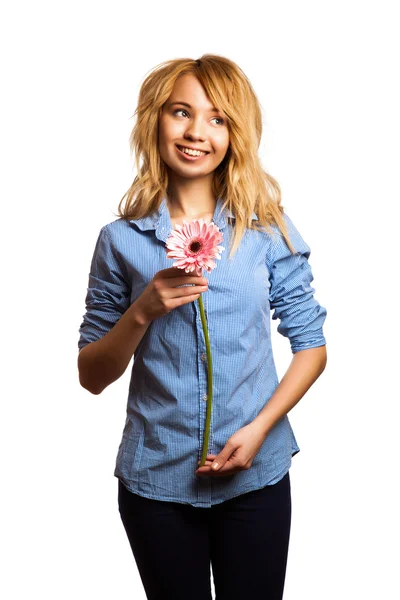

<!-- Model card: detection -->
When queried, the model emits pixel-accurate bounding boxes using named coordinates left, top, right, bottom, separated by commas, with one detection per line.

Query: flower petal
left=165, top=218, right=224, bottom=274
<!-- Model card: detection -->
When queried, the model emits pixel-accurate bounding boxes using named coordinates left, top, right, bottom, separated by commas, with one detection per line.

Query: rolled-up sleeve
left=266, top=214, right=327, bottom=354
left=78, top=225, right=131, bottom=351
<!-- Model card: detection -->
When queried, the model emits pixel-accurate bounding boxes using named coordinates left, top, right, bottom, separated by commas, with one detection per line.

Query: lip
left=175, top=144, right=210, bottom=161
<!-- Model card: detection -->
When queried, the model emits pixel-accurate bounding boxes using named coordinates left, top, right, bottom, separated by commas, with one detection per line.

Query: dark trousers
left=118, top=471, right=291, bottom=600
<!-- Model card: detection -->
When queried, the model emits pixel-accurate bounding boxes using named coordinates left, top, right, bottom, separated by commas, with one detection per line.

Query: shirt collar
left=129, top=196, right=258, bottom=241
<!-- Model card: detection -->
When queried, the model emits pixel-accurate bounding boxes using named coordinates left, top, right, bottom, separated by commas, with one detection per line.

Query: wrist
left=130, top=300, right=151, bottom=327
left=251, top=415, right=271, bottom=439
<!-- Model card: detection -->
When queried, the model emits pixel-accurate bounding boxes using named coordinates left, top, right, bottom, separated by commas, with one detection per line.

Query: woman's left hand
left=195, top=421, right=267, bottom=477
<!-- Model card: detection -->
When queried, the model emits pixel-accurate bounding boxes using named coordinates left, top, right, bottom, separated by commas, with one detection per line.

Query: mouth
left=175, top=144, right=210, bottom=161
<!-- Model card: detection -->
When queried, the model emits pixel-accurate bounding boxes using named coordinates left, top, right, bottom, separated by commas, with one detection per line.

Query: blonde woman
left=78, top=55, right=328, bottom=600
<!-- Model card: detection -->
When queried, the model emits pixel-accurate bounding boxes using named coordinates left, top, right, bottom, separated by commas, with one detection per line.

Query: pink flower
left=165, top=218, right=224, bottom=276
left=165, top=217, right=225, bottom=468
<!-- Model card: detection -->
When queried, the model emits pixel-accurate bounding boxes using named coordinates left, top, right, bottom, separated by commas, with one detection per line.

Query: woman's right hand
left=134, top=267, right=209, bottom=324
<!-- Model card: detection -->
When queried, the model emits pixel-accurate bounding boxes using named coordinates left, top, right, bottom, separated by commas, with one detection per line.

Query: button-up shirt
left=78, top=196, right=327, bottom=508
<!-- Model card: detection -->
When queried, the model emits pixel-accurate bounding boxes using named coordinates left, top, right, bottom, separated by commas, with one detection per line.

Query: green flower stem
left=197, top=293, right=213, bottom=467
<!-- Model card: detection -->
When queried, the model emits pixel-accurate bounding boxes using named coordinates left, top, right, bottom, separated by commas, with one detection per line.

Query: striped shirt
left=78, top=196, right=327, bottom=508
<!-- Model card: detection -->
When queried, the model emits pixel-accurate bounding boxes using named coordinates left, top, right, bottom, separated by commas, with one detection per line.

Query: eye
left=173, top=108, right=189, bottom=117
left=173, top=109, right=225, bottom=125
left=211, top=116, right=225, bottom=125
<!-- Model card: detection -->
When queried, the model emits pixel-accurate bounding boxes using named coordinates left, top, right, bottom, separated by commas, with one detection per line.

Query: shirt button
left=201, top=353, right=206, bottom=362
left=202, top=393, right=208, bottom=402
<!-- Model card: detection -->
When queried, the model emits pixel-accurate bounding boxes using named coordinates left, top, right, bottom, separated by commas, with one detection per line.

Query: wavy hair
left=115, top=54, right=297, bottom=259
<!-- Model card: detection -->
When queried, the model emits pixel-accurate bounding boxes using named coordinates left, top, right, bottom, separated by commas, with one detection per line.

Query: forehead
left=170, top=73, right=204, bottom=95
left=166, top=74, right=220, bottom=111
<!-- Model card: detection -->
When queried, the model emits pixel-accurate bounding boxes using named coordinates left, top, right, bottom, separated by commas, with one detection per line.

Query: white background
left=1, top=1, right=399, bottom=598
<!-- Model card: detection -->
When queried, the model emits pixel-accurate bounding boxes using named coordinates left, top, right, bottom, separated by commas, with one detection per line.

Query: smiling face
left=158, top=73, right=230, bottom=180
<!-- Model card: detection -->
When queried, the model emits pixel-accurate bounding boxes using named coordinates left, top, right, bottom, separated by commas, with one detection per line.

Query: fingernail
left=212, top=462, right=219, bottom=470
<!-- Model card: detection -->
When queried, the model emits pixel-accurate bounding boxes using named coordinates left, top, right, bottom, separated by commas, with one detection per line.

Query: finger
left=210, top=455, right=237, bottom=474
left=196, top=465, right=237, bottom=477
left=197, top=456, right=217, bottom=465
left=209, top=460, right=239, bottom=476
left=196, top=461, right=218, bottom=473
left=164, top=267, right=200, bottom=278
left=198, top=454, right=217, bottom=460
left=196, top=458, right=236, bottom=473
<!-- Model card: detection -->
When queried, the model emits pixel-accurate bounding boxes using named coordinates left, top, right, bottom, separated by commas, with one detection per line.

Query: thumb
left=211, top=447, right=231, bottom=471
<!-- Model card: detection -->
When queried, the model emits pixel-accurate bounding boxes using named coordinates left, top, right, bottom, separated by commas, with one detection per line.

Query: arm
left=252, top=345, right=327, bottom=436
left=77, top=224, right=151, bottom=395
left=196, top=345, right=327, bottom=476
left=196, top=215, right=328, bottom=476
left=255, top=213, right=328, bottom=433
left=78, top=301, right=151, bottom=395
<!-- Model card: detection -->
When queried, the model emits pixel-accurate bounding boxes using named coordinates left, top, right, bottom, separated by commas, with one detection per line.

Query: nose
left=184, top=115, right=207, bottom=142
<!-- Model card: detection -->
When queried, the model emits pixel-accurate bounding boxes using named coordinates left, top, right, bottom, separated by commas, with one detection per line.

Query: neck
left=166, top=197, right=217, bottom=220
left=166, top=176, right=216, bottom=219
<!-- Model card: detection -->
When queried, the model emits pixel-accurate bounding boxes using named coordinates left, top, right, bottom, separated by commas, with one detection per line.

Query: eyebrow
left=168, top=101, right=220, bottom=113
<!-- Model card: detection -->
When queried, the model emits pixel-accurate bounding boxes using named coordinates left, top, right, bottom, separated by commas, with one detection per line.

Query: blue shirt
left=78, top=196, right=327, bottom=508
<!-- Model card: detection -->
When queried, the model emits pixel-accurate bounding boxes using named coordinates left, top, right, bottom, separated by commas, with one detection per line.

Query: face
left=158, top=74, right=230, bottom=180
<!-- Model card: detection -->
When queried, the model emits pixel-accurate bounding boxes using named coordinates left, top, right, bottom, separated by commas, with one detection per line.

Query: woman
left=78, top=54, right=328, bottom=600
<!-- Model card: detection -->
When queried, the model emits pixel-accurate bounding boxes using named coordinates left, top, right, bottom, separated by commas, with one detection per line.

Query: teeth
left=178, top=146, right=207, bottom=157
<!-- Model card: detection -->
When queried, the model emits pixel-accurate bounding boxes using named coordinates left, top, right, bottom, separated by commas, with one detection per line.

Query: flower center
left=189, top=240, right=202, bottom=253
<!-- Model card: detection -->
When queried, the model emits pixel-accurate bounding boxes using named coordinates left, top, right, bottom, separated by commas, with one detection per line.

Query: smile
left=175, top=145, right=210, bottom=161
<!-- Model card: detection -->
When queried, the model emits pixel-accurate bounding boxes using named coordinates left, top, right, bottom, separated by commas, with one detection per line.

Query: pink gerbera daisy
left=165, top=218, right=225, bottom=276
left=165, top=217, right=225, bottom=468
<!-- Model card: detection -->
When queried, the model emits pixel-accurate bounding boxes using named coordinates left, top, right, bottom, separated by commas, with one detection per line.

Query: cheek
left=160, top=116, right=183, bottom=138
left=158, top=120, right=170, bottom=141
left=159, top=116, right=174, bottom=138
left=214, top=132, right=230, bottom=154
left=158, top=126, right=176, bottom=157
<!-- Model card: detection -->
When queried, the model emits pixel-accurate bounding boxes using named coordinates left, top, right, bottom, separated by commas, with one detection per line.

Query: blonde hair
left=115, top=53, right=297, bottom=259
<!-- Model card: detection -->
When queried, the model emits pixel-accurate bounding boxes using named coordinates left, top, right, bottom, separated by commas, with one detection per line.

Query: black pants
left=118, top=471, right=291, bottom=600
